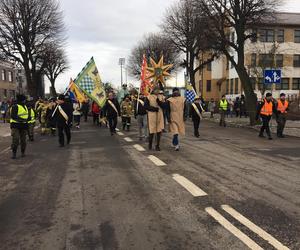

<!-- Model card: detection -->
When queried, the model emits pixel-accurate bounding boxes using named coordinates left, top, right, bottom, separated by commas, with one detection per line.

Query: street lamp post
left=119, top=58, right=125, bottom=87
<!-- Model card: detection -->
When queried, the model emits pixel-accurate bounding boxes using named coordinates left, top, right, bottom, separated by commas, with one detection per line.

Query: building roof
left=259, top=12, right=300, bottom=27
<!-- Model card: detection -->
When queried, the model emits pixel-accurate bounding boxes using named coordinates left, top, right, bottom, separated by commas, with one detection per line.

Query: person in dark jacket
left=134, top=94, right=148, bottom=140
left=81, top=99, right=90, bottom=122
left=10, top=94, right=29, bottom=159
left=256, top=93, right=276, bottom=140
left=191, top=97, right=203, bottom=138
left=55, top=94, right=73, bottom=147
left=103, top=92, right=121, bottom=135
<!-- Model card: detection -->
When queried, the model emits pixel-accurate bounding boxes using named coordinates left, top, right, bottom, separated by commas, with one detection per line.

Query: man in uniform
left=276, top=93, right=289, bottom=138
left=27, top=99, right=36, bottom=141
left=191, top=96, right=203, bottom=138
left=134, top=93, right=148, bottom=140
left=219, top=95, right=228, bottom=127
left=120, top=95, right=134, bottom=131
left=55, top=94, right=73, bottom=147
left=257, top=93, right=276, bottom=140
left=10, top=94, right=29, bottom=159
left=145, top=88, right=165, bottom=151
left=103, top=92, right=121, bottom=135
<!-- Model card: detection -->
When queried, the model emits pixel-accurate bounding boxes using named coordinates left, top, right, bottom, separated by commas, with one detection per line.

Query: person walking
left=103, top=92, right=120, bottom=135
left=73, top=101, right=82, bottom=129
left=0, top=100, right=8, bottom=123
left=145, top=88, right=165, bottom=151
left=47, top=98, right=57, bottom=136
left=276, top=93, right=289, bottom=138
left=135, top=93, right=148, bottom=140
left=81, top=99, right=89, bottom=122
left=208, top=98, right=216, bottom=118
left=9, top=94, right=29, bottom=159
left=166, top=87, right=186, bottom=151
left=27, top=100, right=36, bottom=141
left=219, top=95, right=228, bottom=127
left=120, top=95, right=133, bottom=131
left=55, top=94, right=73, bottom=147
left=91, top=101, right=100, bottom=126
left=234, top=97, right=240, bottom=117
left=191, top=97, right=203, bottom=138
left=257, top=93, right=275, bottom=140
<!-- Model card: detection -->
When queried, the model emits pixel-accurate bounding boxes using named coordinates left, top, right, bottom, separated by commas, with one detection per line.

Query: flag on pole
left=74, top=57, right=106, bottom=107
left=185, top=84, right=196, bottom=102
left=140, top=54, right=152, bottom=96
left=69, top=79, right=87, bottom=103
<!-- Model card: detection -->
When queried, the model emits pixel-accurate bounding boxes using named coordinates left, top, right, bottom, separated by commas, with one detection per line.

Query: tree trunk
left=189, top=51, right=196, bottom=90
left=50, top=80, right=57, bottom=97
left=24, top=65, right=36, bottom=98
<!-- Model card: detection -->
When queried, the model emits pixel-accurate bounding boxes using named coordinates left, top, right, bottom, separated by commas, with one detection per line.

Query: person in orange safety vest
left=276, top=93, right=289, bottom=138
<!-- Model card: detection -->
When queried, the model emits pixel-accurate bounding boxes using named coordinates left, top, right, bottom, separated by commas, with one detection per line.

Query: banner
left=140, top=54, right=152, bottom=96
left=74, top=57, right=106, bottom=107
left=69, top=79, right=87, bottom=103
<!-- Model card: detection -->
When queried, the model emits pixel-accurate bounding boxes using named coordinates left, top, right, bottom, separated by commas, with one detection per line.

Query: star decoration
left=146, top=56, right=173, bottom=87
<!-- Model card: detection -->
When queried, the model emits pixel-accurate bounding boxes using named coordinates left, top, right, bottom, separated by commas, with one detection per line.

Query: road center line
left=117, top=132, right=124, bottom=136
left=133, top=144, right=145, bottom=152
left=205, top=207, right=263, bottom=250
left=148, top=155, right=166, bottom=166
left=221, top=205, right=290, bottom=250
left=115, top=128, right=120, bottom=131
left=124, top=137, right=133, bottom=142
left=172, top=174, right=207, bottom=197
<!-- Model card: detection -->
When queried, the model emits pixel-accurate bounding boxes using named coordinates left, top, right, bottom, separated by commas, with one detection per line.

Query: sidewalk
left=0, top=123, right=11, bottom=138
left=203, top=113, right=300, bottom=138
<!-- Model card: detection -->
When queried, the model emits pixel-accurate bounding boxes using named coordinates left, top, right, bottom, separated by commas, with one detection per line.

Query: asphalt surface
left=0, top=119, right=299, bottom=250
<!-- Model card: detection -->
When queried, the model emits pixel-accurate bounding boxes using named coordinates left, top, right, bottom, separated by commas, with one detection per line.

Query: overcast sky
left=51, top=0, right=300, bottom=92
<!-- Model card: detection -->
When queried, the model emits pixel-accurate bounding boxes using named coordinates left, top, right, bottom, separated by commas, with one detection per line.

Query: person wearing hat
left=103, top=91, right=121, bottom=135
left=55, top=94, right=73, bottom=147
left=145, top=87, right=165, bottom=151
left=276, top=93, right=289, bottom=138
left=219, top=95, right=228, bottom=127
left=256, top=93, right=276, bottom=140
left=134, top=93, right=148, bottom=140
left=191, top=96, right=204, bottom=138
left=120, top=95, right=134, bottom=131
left=9, top=94, right=29, bottom=159
left=165, top=87, right=187, bottom=151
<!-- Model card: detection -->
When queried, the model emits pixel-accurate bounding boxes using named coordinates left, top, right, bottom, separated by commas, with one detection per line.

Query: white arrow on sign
left=273, top=72, right=280, bottom=82
left=265, top=76, right=272, bottom=83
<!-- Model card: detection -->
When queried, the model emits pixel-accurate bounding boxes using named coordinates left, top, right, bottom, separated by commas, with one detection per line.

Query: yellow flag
left=69, top=80, right=86, bottom=103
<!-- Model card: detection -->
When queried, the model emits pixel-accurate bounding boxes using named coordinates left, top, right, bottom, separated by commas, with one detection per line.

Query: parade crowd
left=4, top=84, right=290, bottom=159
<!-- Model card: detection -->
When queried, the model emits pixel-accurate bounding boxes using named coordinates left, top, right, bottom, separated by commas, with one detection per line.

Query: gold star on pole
left=146, top=56, right=173, bottom=87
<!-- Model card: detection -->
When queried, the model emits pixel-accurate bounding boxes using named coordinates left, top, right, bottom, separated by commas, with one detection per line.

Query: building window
left=8, top=71, right=13, bottom=82
left=250, top=78, right=256, bottom=90
left=259, top=29, right=275, bottom=42
left=234, top=78, right=239, bottom=94
left=230, top=79, right=234, bottom=94
left=230, top=61, right=234, bottom=69
left=292, top=78, right=300, bottom=89
left=1, top=69, right=6, bottom=81
left=259, top=54, right=273, bottom=68
left=276, top=78, right=289, bottom=90
left=294, top=30, right=300, bottom=43
left=226, top=59, right=229, bottom=70
left=207, top=62, right=212, bottom=71
left=206, top=80, right=211, bottom=92
left=3, top=89, right=7, bottom=97
left=226, top=80, right=229, bottom=94
left=293, top=55, right=300, bottom=67
left=251, top=54, right=257, bottom=67
left=277, top=29, right=284, bottom=43
left=276, top=54, right=283, bottom=68
left=250, top=29, right=257, bottom=43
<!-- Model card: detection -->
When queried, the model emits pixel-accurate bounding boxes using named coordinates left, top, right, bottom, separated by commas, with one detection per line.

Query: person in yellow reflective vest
left=27, top=101, right=36, bottom=142
left=219, top=95, right=228, bottom=127
left=10, top=94, right=29, bottom=159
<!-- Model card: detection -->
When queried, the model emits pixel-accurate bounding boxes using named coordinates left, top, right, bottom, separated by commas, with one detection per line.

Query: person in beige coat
left=166, top=87, right=187, bottom=151
left=145, top=88, right=165, bottom=151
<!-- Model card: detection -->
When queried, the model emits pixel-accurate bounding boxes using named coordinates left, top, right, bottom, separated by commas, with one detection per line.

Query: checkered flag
left=79, top=75, right=94, bottom=94
left=185, top=84, right=196, bottom=103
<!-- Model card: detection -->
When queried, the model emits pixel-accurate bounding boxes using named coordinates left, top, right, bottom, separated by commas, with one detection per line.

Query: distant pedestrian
left=257, top=93, right=275, bottom=140
left=120, top=95, right=133, bottom=131
left=103, top=92, right=121, bottom=135
left=73, top=101, right=82, bottom=129
left=9, top=94, right=28, bottom=159
left=234, top=97, right=240, bottom=117
left=228, top=99, right=234, bottom=118
left=239, top=95, right=247, bottom=118
left=208, top=98, right=216, bottom=118
left=91, top=101, right=100, bottom=126
left=191, top=96, right=203, bottom=138
left=55, top=94, right=73, bottom=147
left=276, top=93, right=289, bottom=138
left=134, top=93, right=148, bottom=140
left=0, top=100, right=8, bottom=123
left=27, top=100, right=36, bottom=142
left=81, top=99, right=89, bottom=122
left=166, top=87, right=186, bottom=151
left=219, top=95, right=228, bottom=127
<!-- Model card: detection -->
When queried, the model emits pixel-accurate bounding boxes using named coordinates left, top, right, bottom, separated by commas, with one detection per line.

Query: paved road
left=0, top=119, right=299, bottom=250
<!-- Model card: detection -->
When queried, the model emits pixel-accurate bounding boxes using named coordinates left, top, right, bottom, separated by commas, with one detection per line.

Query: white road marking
left=117, top=132, right=125, bottom=136
left=221, top=205, right=290, bottom=250
left=205, top=207, right=263, bottom=250
left=172, top=174, right=207, bottom=197
left=115, top=128, right=120, bottom=131
left=148, top=155, right=166, bottom=167
left=124, top=137, right=133, bottom=142
left=133, top=144, right=145, bottom=152
left=3, top=133, right=10, bottom=137
left=0, top=147, right=10, bottom=154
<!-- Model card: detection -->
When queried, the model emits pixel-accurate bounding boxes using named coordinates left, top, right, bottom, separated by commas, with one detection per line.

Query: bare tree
left=43, top=43, right=69, bottom=97
left=128, top=32, right=180, bottom=78
left=0, top=0, right=65, bottom=98
left=196, top=0, right=280, bottom=125
left=162, top=0, right=218, bottom=90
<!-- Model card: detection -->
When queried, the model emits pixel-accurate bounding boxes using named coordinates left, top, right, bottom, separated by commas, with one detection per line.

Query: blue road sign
left=264, top=69, right=281, bottom=84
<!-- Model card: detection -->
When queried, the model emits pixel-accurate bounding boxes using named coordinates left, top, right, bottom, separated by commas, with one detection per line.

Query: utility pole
left=119, top=58, right=125, bottom=87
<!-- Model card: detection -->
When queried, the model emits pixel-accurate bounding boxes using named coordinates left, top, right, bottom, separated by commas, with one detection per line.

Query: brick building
left=0, top=60, right=17, bottom=101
